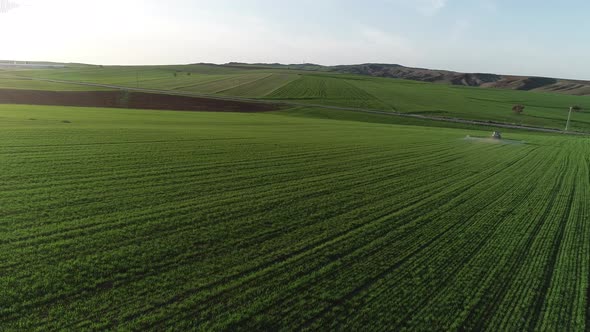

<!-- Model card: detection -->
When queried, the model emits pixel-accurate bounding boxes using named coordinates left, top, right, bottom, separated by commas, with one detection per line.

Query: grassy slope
left=218, top=73, right=300, bottom=97
left=1, top=104, right=589, bottom=330
left=4, top=65, right=301, bottom=97
left=267, top=75, right=390, bottom=109
left=7, top=65, right=590, bottom=131
left=267, top=74, right=590, bottom=131
left=274, top=107, right=516, bottom=132
left=0, top=72, right=111, bottom=91
left=350, top=77, right=590, bottom=130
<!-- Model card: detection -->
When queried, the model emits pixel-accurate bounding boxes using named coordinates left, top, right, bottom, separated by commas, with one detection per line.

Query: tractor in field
left=491, top=131, right=502, bottom=139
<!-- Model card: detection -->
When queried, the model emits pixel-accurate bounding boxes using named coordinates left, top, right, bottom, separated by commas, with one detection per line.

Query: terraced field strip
left=2, top=65, right=254, bottom=92
left=218, top=74, right=300, bottom=97
left=2, top=104, right=590, bottom=330
left=267, top=75, right=391, bottom=109
left=0, top=74, right=112, bottom=91
left=8, top=67, right=273, bottom=95
left=177, top=73, right=273, bottom=94
left=133, top=75, right=231, bottom=90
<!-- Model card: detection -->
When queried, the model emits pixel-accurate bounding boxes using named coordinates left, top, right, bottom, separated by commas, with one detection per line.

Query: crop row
left=2, top=106, right=590, bottom=330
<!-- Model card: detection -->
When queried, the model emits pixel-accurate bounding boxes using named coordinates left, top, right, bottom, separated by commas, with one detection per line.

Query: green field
left=2, top=104, right=590, bottom=330
left=0, top=73, right=110, bottom=91
left=6, top=64, right=590, bottom=132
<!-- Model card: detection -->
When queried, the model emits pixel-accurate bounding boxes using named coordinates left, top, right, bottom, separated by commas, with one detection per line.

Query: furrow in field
left=0, top=142, right=484, bottom=320
left=143, top=142, right=536, bottom=326
left=457, top=148, right=571, bottom=330
left=0, top=139, right=508, bottom=326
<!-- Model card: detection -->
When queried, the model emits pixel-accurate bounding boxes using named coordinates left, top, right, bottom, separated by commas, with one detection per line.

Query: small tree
left=572, top=105, right=583, bottom=112
left=173, top=72, right=177, bottom=77
left=512, top=104, right=525, bottom=114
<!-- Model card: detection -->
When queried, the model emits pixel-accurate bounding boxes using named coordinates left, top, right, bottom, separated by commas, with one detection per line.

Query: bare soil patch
left=0, top=89, right=281, bottom=112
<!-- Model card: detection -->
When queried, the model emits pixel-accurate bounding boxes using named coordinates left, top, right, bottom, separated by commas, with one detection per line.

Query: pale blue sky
left=1, top=0, right=589, bottom=79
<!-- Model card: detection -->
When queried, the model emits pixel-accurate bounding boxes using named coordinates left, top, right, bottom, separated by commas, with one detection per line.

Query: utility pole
left=565, top=106, right=573, bottom=131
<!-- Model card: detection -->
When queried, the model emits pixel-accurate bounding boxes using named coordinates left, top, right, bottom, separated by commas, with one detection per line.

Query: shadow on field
left=0, top=89, right=282, bottom=112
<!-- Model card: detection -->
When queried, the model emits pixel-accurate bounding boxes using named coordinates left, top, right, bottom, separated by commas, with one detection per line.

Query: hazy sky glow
left=1, top=0, right=589, bottom=79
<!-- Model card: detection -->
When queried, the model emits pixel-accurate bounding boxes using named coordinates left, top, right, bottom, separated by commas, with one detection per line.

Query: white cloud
left=417, top=0, right=448, bottom=16
left=383, top=0, right=447, bottom=16
left=480, top=0, right=498, bottom=12
left=0, top=0, right=20, bottom=14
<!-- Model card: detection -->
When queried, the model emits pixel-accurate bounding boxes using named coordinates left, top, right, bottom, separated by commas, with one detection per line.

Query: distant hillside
left=0, top=60, right=92, bottom=69
left=329, top=64, right=590, bottom=96
left=225, top=62, right=590, bottom=96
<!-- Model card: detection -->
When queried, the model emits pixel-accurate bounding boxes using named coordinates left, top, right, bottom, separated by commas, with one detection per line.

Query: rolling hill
left=3, top=63, right=590, bottom=132
left=226, top=62, right=590, bottom=96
